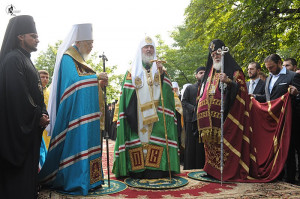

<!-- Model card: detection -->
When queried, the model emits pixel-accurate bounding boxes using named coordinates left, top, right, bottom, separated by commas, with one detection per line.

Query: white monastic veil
left=131, top=36, right=158, bottom=87
left=46, top=25, right=79, bottom=136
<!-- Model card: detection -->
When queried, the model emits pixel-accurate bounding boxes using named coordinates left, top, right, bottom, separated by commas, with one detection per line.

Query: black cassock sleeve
left=0, top=52, right=44, bottom=167
left=182, top=86, right=195, bottom=113
left=125, top=91, right=138, bottom=134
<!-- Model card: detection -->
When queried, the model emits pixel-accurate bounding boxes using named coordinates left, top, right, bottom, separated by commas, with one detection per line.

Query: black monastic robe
left=0, top=48, right=47, bottom=199
left=182, top=82, right=205, bottom=169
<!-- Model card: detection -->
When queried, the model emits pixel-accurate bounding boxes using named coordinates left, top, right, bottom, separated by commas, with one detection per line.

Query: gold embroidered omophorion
left=65, top=46, right=95, bottom=76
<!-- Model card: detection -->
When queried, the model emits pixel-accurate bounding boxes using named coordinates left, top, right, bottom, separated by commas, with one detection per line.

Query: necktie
left=249, top=80, right=255, bottom=94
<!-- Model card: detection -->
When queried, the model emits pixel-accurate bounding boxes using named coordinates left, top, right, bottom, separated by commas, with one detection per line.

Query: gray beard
left=142, top=53, right=154, bottom=67
left=213, top=60, right=222, bottom=71
left=82, top=53, right=90, bottom=61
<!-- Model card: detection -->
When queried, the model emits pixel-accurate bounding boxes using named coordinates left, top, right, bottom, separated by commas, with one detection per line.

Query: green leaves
left=35, top=40, right=62, bottom=83
left=87, top=53, right=123, bottom=103
left=158, top=0, right=300, bottom=86
left=35, top=0, right=300, bottom=94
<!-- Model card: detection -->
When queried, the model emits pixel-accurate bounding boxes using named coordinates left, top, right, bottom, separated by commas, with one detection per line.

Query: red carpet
left=110, top=174, right=236, bottom=198
left=38, top=140, right=300, bottom=198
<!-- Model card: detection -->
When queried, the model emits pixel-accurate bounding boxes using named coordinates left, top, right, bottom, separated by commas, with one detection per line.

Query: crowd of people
left=0, top=15, right=299, bottom=198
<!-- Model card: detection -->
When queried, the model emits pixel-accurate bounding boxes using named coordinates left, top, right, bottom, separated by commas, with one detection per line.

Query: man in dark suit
left=283, top=58, right=300, bottom=183
left=255, top=54, right=299, bottom=102
left=247, top=62, right=265, bottom=98
left=257, top=54, right=300, bottom=184
left=264, top=54, right=299, bottom=101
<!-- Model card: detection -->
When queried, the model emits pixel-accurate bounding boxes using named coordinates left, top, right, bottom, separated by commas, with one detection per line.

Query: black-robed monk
left=182, top=66, right=206, bottom=170
left=0, top=15, right=49, bottom=199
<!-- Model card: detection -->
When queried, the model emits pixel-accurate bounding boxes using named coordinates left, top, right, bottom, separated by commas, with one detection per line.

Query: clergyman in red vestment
left=197, top=39, right=292, bottom=182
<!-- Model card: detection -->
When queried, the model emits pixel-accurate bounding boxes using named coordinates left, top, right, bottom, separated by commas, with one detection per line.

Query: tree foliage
left=155, top=31, right=207, bottom=88
left=158, top=0, right=300, bottom=88
left=87, top=54, right=123, bottom=103
left=35, top=41, right=62, bottom=82
left=34, top=41, right=122, bottom=103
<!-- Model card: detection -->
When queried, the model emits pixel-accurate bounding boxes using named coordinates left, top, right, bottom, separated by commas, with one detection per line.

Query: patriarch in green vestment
left=112, top=36, right=180, bottom=179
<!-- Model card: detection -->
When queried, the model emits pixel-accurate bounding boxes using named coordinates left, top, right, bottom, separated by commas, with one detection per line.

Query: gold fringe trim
left=200, top=128, right=221, bottom=143
left=143, top=115, right=159, bottom=126
left=140, top=102, right=154, bottom=112
left=154, top=100, right=159, bottom=108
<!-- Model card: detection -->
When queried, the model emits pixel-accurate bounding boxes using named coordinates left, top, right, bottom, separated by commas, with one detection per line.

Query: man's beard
left=249, top=72, right=258, bottom=79
left=142, top=53, right=154, bottom=67
left=82, top=53, right=90, bottom=61
left=24, top=41, right=37, bottom=52
left=275, top=65, right=281, bottom=75
left=77, top=46, right=91, bottom=61
left=213, top=60, right=222, bottom=71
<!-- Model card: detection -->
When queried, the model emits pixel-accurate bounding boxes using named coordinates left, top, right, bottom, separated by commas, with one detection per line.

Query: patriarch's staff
left=216, top=46, right=229, bottom=186
left=99, top=52, right=110, bottom=187
left=150, top=59, right=172, bottom=182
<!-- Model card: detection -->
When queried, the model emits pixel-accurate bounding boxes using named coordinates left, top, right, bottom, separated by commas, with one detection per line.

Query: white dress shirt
left=269, top=67, right=286, bottom=94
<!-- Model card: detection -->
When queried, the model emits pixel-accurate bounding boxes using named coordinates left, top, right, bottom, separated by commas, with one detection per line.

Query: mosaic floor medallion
left=124, top=176, right=188, bottom=189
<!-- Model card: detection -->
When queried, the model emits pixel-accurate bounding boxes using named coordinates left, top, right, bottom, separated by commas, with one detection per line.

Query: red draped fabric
left=201, top=70, right=292, bottom=182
